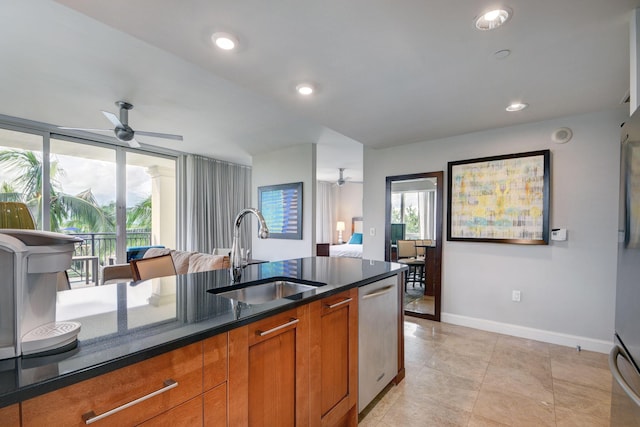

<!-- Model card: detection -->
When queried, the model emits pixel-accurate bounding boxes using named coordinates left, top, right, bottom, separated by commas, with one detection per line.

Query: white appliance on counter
left=358, top=277, right=398, bottom=412
left=0, top=229, right=82, bottom=360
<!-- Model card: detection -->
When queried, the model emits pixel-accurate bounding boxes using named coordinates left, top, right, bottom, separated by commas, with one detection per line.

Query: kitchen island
left=0, top=257, right=406, bottom=426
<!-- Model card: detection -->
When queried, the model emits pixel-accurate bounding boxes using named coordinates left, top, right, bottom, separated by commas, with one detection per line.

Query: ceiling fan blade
left=128, top=138, right=141, bottom=148
left=58, top=127, right=113, bottom=132
left=135, top=130, right=183, bottom=141
left=102, top=111, right=123, bottom=128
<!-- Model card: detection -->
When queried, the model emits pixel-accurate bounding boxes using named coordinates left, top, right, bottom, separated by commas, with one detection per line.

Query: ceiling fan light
left=211, top=32, right=238, bottom=50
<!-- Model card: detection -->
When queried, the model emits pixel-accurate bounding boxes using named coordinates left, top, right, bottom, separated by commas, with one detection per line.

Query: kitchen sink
left=215, top=280, right=318, bottom=305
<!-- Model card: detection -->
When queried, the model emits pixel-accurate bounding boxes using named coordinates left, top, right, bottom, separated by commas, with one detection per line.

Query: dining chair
left=415, top=239, right=433, bottom=258
left=130, top=254, right=177, bottom=281
left=396, top=240, right=417, bottom=260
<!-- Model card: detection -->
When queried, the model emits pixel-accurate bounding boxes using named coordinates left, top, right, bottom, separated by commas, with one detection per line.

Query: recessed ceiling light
left=475, top=8, right=512, bottom=30
left=506, top=102, right=528, bottom=112
left=211, top=32, right=238, bottom=50
left=296, top=83, right=314, bottom=96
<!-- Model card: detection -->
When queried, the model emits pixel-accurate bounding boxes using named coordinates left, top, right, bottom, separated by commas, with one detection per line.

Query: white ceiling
left=1, top=1, right=638, bottom=182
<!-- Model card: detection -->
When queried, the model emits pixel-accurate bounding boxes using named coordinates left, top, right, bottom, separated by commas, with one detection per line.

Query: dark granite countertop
left=0, top=257, right=405, bottom=407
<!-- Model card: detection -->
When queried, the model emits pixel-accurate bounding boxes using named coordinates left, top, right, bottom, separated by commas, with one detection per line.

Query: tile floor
left=359, top=317, right=613, bottom=426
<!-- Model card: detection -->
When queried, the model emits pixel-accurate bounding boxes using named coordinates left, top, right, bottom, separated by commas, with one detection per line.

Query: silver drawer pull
left=362, top=285, right=394, bottom=299
left=326, top=297, right=353, bottom=309
left=609, top=345, right=640, bottom=407
left=257, top=318, right=299, bottom=336
left=82, top=379, right=178, bottom=424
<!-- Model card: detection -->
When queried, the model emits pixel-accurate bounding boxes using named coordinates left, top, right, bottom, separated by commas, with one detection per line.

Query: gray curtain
left=176, top=154, right=252, bottom=253
left=418, top=190, right=436, bottom=240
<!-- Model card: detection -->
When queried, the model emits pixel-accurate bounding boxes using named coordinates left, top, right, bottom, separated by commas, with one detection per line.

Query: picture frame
left=447, top=150, right=550, bottom=245
left=258, top=182, right=303, bottom=240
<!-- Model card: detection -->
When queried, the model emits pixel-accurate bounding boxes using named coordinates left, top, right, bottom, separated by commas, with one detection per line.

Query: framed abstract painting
left=258, top=182, right=303, bottom=240
left=447, top=150, right=550, bottom=245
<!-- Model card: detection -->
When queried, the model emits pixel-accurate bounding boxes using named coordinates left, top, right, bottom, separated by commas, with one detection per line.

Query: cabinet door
left=0, top=403, right=20, bottom=427
left=22, top=342, right=203, bottom=427
left=229, top=305, right=310, bottom=426
left=310, top=289, right=358, bottom=427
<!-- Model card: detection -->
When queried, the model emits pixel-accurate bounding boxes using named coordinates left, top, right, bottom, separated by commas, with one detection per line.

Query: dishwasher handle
left=609, top=345, right=640, bottom=407
left=361, top=285, right=394, bottom=299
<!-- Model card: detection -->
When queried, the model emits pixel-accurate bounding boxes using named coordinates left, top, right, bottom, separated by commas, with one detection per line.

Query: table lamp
left=336, top=221, right=346, bottom=243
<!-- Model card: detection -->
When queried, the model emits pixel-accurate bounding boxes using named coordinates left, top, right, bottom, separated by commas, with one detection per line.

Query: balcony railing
left=66, top=230, right=151, bottom=284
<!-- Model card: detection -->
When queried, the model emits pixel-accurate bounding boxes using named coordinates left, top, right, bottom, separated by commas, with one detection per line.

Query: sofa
left=101, top=247, right=230, bottom=285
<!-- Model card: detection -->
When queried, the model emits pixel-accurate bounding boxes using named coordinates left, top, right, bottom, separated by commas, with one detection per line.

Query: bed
left=329, top=217, right=363, bottom=258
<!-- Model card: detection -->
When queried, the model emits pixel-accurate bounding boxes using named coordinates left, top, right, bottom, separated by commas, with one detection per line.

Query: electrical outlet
left=512, top=290, right=521, bottom=302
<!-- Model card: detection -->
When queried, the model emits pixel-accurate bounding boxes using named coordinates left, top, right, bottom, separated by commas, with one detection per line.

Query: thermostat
left=551, top=228, right=567, bottom=241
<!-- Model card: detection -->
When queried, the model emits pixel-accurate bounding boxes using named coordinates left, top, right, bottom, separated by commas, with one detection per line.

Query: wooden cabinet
left=22, top=342, right=203, bottom=427
left=310, top=288, right=358, bottom=427
left=0, top=403, right=20, bottom=427
left=14, top=280, right=384, bottom=426
left=228, top=290, right=360, bottom=426
left=229, top=305, right=310, bottom=426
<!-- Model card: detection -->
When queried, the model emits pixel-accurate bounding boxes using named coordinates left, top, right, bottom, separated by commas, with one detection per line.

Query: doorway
left=385, top=171, right=443, bottom=321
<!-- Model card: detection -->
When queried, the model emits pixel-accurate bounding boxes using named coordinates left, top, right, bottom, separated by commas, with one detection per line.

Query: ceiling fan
left=335, top=168, right=350, bottom=187
left=58, top=101, right=183, bottom=148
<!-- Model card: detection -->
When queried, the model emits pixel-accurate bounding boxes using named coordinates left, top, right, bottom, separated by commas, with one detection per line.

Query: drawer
left=203, top=333, right=227, bottom=391
left=22, top=342, right=203, bottom=427
left=247, top=307, right=301, bottom=347
left=204, top=383, right=227, bottom=426
left=137, top=396, right=202, bottom=427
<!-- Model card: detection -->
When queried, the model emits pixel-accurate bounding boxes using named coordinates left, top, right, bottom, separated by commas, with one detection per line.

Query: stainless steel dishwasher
left=358, top=277, right=398, bottom=412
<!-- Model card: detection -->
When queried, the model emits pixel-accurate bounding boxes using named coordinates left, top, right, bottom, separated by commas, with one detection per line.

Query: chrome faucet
left=230, top=208, right=269, bottom=282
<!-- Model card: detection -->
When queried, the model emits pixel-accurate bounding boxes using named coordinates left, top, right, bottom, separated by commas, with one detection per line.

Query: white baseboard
left=440, top=312, right=613, bottom=354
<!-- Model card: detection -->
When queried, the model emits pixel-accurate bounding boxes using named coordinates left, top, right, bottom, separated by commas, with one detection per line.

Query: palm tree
left=127, top=195, right=152, bottom=229
left=0, top=149, right=113, bottom=231
left=0, top=181, right=22, bottom=202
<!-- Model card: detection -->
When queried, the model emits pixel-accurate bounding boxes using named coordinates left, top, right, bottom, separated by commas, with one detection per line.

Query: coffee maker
left=0, top=229, right=82, bottom=360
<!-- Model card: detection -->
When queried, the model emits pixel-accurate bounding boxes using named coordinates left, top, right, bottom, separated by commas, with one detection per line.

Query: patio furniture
left=126, top=245, right=166, bottom=262
left=130, top=254, right=177, bottom=281
left=71, top=255, right=99, bottom=285
left=102, top=247, right=231, bottom=285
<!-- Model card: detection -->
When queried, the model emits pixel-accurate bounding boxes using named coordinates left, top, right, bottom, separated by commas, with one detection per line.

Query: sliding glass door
left=125, top=151, right=176, bottom=261
left=0, top=122, right=176, bottom=286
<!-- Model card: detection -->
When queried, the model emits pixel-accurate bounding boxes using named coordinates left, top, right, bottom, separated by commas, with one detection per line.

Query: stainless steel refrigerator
left=611, top=112, right=640, bottom=425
